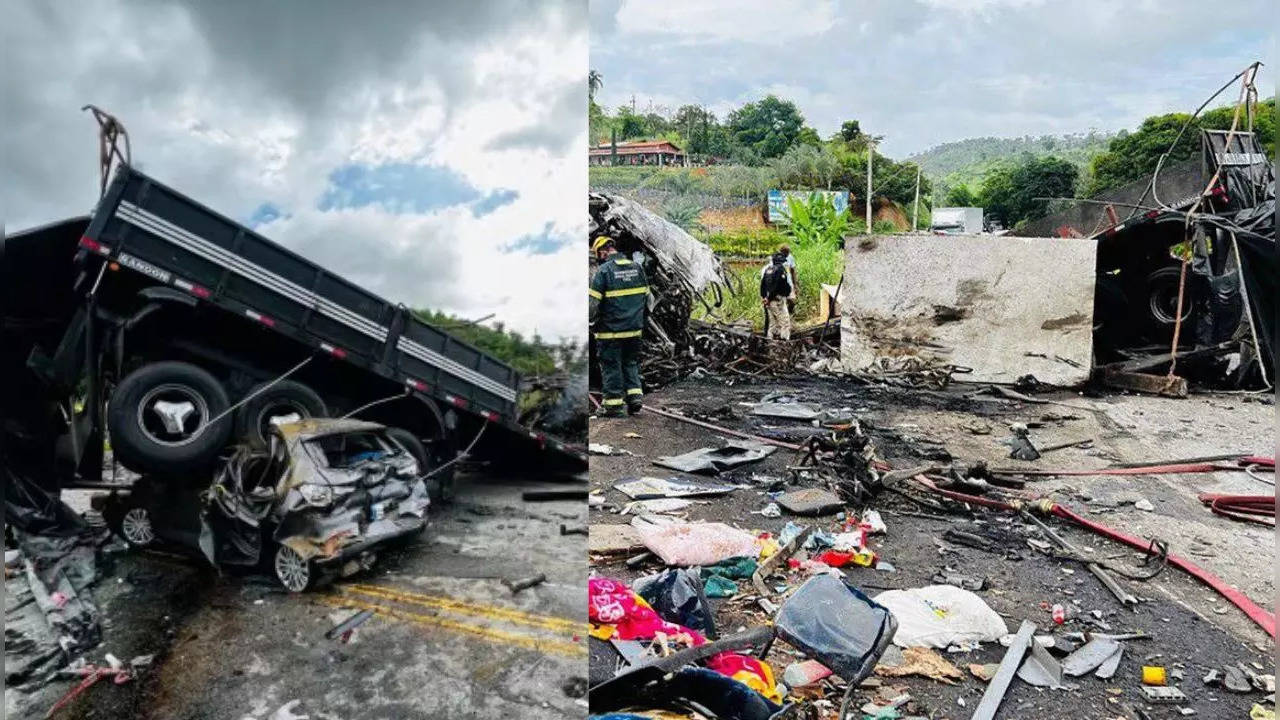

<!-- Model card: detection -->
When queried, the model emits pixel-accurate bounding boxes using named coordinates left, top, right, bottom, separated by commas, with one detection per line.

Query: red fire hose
left=910, top=476, right=1276, bottom=639
left=1197, top=493, right=1276, bottom=526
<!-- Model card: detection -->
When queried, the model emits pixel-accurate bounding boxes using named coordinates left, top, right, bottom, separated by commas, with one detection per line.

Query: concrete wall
left=840, top=234, right=1097, bottom=386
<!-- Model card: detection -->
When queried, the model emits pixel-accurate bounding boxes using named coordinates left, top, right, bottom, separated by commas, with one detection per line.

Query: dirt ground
left=5, top=473, right=589, bottom=720
left=587, top=375, right=1275, bottom=719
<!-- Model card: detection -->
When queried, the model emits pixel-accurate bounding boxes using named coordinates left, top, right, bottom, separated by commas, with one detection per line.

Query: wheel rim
left=136, top=383, right=210, bottom=447
left=275, top=545, right=310, bottom=592
left=1150, top=277, right=1192, bottom=325
left=256, top=401, right=307, bottom=439
left=121, top=507, right=155, bottom=545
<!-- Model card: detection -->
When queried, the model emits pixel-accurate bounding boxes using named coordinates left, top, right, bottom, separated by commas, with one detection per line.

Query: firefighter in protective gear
left=590, top=236, right=648, bottom=417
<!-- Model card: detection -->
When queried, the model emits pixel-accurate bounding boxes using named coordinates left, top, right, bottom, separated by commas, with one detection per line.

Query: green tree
left=979, top=155, right=1078, bottom=227
left=1085, top=97, right=1275, bottom=195
left=945, top=184, right=978, bottom=207
left=839, top=120, right=863, bottom=144
left=728, top=95, right=806, bottom=161
left=588, top=100, right=609, bottom=145
left=784, top=193, right=849, bottom=247
left=615, top=106, right=646, bottom=140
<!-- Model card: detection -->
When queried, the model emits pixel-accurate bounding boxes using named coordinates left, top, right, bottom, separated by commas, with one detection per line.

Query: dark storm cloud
left=3, top=0, right=587, bottom=338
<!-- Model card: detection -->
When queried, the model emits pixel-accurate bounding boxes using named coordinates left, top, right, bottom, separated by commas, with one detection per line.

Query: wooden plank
left=1101, top=370, right=1188, bottom=397
left=589, top=524, right=644, bottom=555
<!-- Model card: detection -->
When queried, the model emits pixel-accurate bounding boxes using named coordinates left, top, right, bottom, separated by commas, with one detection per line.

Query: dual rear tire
left=107, top=362, right=327, bottom=474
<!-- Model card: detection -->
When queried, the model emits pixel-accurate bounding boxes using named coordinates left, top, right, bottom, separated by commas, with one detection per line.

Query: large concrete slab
left=839, top=234, right=1096, bottom=386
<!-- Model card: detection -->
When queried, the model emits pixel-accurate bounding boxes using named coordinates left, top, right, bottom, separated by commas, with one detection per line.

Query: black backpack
left=763, top=262, right=789, bottom=299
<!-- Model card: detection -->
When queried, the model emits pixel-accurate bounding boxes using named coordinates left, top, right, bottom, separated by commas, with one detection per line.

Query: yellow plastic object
left=1141, top=666, right=1167, bottom=685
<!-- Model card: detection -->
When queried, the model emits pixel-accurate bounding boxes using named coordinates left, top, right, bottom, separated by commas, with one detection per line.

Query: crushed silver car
left=103, top=418, right=430, bottom=591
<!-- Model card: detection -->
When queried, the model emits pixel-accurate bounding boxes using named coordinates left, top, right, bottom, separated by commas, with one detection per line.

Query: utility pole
left=865, top=139, right=875, bottom=234
left=911, top=165, right=922, bottom=232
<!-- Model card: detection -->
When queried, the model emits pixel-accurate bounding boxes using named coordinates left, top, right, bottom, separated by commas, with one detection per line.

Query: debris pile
left=587, top=374, right=1276, bottom=718
left=589, top=192, right=738, bottom=386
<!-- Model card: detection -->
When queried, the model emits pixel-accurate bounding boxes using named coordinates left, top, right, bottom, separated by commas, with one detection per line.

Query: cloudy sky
left=4, top=0, right=587, bottom=342
left=590, top=0, right=1275, bottom=157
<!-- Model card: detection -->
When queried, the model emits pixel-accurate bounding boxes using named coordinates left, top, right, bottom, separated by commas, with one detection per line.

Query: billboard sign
left=767, top=189, right=850, bottom=224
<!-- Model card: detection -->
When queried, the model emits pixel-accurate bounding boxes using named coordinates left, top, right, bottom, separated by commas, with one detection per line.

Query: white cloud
left=591, top=0, right=1274, bottom=157
left=4, top=0, right=589, bottom=343
left=615, top=0, right=837, bottom=44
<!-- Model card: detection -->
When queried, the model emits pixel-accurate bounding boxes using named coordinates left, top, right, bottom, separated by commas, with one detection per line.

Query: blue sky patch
left=247, top=203, right=285, bottom=227
left=503, top=222, right=567, bottom=255
left=471, top=188, right=519, bottom=217
left=317, top=162, right=517, bottom=216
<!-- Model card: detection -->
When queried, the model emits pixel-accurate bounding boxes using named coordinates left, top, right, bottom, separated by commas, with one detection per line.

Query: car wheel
left=117, top=506, right=156, bottom=546
left=107, top=361, right=232, bottom=475
left=235, top=380, right=328, bottom=449
left=273, top=544, right=313, bottom=592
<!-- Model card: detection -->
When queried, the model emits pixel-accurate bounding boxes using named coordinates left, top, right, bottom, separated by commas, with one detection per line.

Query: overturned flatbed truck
left=3, top=165, right=585, bottom=495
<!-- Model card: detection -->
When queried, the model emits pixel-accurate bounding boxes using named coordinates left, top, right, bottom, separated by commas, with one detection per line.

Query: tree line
left=941, top=97, right=1275, bottom=230
left=411, top=309, right=583, bottom=378
left=589, top=77, right=930, bottom=213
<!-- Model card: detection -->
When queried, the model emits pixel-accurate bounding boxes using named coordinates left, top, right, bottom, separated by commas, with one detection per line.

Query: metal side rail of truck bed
left=75, top=165, right=584, bottom=467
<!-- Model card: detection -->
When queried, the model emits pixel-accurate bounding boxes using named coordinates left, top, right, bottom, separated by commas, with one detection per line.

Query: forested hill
left=909, top=133, right=1113, bottom=196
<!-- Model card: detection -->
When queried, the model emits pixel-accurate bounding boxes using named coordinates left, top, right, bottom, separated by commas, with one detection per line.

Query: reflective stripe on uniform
left=626, top=388, right=643, bottom=396
left=603, top=286, right=648, bottom=298
left=588, top=288, right=602, bottom=299
left=602, top=398, right=625, bottom=405
left=614, top=258, right=632, bottom=265
left=595, top=329, right=642, bottom=339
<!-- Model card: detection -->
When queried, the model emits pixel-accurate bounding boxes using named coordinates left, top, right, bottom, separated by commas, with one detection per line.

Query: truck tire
left=235, top=380, right=328, bottom=449
left=1146, top=265, right=1194, bottom=327
left=386, top=427, right=452, bottom=504
left=107, top=361, right=233, bottom=475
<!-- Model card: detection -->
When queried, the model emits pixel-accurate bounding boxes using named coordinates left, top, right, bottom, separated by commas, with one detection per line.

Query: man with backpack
left=760, top=251, right=793, bottom=340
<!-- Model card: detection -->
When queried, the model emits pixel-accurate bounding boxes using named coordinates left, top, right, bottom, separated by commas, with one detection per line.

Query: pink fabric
left=588, top=577, right=705, bottom=643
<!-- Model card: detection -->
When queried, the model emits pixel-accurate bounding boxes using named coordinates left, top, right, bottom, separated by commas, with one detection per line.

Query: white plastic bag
left=873, top=585, right=1008, bottom=648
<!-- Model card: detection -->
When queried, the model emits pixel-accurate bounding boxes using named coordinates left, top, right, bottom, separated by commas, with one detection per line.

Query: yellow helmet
left=591, top=235, right=614, bottom=252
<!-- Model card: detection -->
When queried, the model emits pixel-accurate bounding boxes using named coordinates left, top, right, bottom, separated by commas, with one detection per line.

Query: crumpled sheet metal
left=750, top=401, right=824, bottom=421
left=1061, top=637, right=1124, bottom=678
left=1016, top=634, right=1065, bottom=687
left=614, top=476, right=738, bottom=499
left=589, top=192, right=731, bottom=296
left=654, top=440, right=776, bottom=474
left=205, top=432, right=428, bottom=565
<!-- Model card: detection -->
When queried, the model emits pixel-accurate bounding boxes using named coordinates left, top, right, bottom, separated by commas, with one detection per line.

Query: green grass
left=698, top=242, right=842, bottom=331
left=703, top=227, right=788, bottom=257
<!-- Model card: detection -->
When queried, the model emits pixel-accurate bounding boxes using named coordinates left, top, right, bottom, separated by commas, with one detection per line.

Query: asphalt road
left=8, top=474, right=589, bottom=720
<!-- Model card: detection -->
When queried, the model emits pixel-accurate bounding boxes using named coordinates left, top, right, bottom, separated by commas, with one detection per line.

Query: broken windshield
left=304, top=431, right=399, bottom=469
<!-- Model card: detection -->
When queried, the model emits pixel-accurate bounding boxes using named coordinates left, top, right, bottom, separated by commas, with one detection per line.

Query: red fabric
left=587, top=577, right=704, bottom=643
left=588, top=577, right=779, bottom=699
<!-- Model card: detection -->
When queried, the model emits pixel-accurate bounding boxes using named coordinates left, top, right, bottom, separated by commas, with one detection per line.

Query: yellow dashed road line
left=319, top=585, right=586, bottom=657
left=341, top=582, right=583, bottom=633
